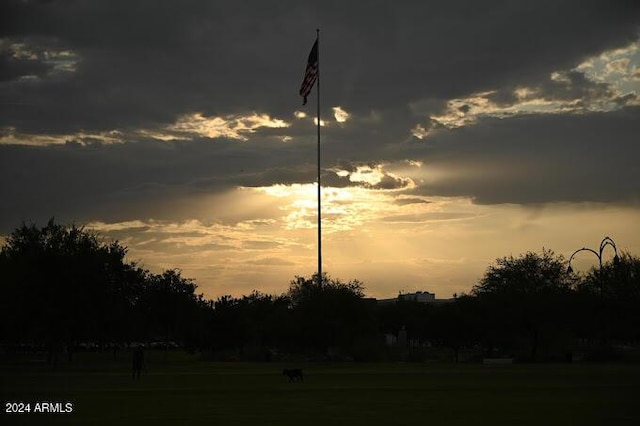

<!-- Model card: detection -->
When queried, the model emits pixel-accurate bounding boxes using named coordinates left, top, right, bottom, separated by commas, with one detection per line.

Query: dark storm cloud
left=381, top=212, right=477, bottom=223
left=2, top=0, right=640, bottom=133
left=0, top=106, right=639, bottom=233
left=0, top=131, right=378, bottom=231
left=1, top=0, right=640, bottom=232
left=0, top=131, right=411, bottom=233
left=0, top=48, right=50, bottom=82
left=393, top=198, right=431, bottom=206
left=484, top=70, right=616, bottom=109
left=407, top=106, right=640, bottom=205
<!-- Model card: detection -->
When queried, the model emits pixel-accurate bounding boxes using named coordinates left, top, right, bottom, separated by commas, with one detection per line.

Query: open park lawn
left=2, top=351, right=639, bottom=426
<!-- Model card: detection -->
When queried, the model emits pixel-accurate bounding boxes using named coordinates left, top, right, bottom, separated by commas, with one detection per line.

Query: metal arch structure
left=567, top=236, right=620, bottom=274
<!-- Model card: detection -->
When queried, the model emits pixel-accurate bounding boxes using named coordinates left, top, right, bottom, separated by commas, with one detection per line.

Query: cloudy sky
left=2, top=0, right=640, bottom=299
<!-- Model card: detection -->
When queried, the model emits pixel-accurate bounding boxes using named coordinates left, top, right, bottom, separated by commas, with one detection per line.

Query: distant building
left=378, top=291, right=453, bottom=348
left=376, top=291, right=453, bottom=305
left=399, top=291, right=435, bottom=303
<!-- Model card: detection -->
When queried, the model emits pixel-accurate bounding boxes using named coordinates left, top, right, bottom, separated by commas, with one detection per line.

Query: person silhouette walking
left=132, top=346, right=145, bottom=380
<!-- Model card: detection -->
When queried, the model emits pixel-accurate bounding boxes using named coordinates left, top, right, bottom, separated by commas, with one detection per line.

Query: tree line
left=1, top=220, right=639, bottom=363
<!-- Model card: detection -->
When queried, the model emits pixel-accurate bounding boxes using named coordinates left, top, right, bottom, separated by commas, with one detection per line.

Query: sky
left=2, top=0, right=640, bottom=300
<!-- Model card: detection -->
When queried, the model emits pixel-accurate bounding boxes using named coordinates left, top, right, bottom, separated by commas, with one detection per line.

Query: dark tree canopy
left=286, top=273, right=373, bottom=357
left=2, top=220, right=639, bottom=363
left=470, top=249, right=575, bottom=361
left=0, top=219, right=204, bottom=361
left=472, top=249, right=572, bottom=297
left=0, top=219, right=135, bottom=347
left=575, top=252, right=640, bottom=344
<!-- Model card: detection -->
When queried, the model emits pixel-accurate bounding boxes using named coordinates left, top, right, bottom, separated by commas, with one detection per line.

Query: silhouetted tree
left=204, top=292, right=292, bottom=359
left=576, top=252, right=640, bottom=346
left=0, top=219, right=136, bottom=362
left=471, top=249, right=574, bottom=361
left=287, top=273, right=373, bottom=358
left=208, top=295, right=245, bottom=353
left=432, top=295, right=482, bottom=363
left=135, top=269, right=204, bottom=349
left=378, top=299, right=432, bottom=346
left=5, top=219, right=636, bottom=364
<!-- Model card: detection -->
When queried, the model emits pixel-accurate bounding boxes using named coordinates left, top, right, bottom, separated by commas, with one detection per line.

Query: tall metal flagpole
left=316, top=28, right=322, bottom=285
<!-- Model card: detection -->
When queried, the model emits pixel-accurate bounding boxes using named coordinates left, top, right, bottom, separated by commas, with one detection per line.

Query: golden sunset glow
left=2, top=2, right=639, bottom=303
left=333, top=106, right=350, bottom=123
left=0, top=127, right=124, bottom=145
left=167, top=112, right=290, bottom=140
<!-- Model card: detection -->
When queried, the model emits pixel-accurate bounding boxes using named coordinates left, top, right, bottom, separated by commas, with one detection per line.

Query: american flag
left=299, top=39, right=318, bottom=106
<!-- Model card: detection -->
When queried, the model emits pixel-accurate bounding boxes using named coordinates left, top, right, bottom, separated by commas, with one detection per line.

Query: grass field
left=2, top=351, right=639, bottom=425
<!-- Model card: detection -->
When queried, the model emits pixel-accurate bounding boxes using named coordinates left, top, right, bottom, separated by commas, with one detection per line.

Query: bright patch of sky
left=332, top=106, right=350, bottom=123
left=254, top=182, right=402, bottom=232
left=85, top=192, right=640, bottom=299
left=577, top=40, right=640, bottom=95
left=1, top=112, right=292, bottom=145
left=166, top=112, right=289, bottom=141
left=413, top=40, right=640, bottom=139
left=1, top=38, right=80, bottom=79
left=0, top=127, right=124, bottom=145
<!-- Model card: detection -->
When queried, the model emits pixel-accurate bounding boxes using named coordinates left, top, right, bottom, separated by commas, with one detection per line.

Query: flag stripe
left=299, top=39, right=318, bottom=105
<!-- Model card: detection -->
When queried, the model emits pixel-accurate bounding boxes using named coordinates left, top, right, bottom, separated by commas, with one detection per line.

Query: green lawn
left=2, top=352, right=639, bottom=425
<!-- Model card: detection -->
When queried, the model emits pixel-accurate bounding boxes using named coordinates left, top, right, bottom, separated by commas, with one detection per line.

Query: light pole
left=567, top=237, right=622, bottom=351
left=567, top=236, right=620, bottom=274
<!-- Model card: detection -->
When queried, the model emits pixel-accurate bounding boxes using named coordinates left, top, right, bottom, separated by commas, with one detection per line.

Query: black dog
left=282, top=368, right=304, bottom=382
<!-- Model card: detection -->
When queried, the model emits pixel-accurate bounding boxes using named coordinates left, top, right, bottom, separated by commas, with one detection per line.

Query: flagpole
left=316, top=28, right=322, bottom=285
